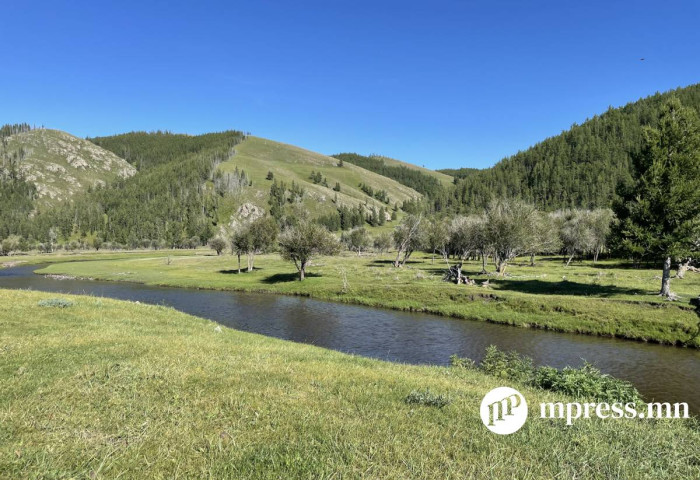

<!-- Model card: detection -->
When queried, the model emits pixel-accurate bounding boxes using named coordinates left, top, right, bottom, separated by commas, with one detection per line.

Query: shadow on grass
left=218, top=267, right=262, bottom=275
left=492, top=279, right=647, bottom=297
left=371, top=259, right=423, bottom=265
left=262, top=272, right=322, bottom=283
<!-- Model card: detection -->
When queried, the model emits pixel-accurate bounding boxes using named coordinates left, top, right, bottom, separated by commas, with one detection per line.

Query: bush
left=452, top=346, right=642, bottom=404
left=480, top=345, right=535, bottom=383
left=404, top=389, right=451, bottom=408
left=449, top=354, right=477, bottom=370
left=37, top=298, right=75, bottom=308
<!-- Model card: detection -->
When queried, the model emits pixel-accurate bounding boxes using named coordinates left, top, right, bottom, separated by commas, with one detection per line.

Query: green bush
left=452, top=346, right=642, bottom=404
left=37, top=298, right=75, bottom=308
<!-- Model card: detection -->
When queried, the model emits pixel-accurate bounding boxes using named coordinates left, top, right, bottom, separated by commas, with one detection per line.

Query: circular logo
left=480, top=387, right=528, bottom=435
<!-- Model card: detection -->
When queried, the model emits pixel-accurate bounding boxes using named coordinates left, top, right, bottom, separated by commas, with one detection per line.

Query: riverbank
left=1, top=288, right=698, bottom=478
left=29, top=251, right=700, bottom=347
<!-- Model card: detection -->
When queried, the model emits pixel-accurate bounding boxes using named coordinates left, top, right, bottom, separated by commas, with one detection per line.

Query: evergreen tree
left=613, top=98, right=700, bottom=298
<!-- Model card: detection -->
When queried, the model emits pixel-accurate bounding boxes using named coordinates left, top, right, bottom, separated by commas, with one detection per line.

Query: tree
left=558, top=210, right=595, bottom=266
left=342, top=227, right=370, bottom=256
left=614, top=98, right=700, bottom=298
left=92, top=236, right=103, bottom=251
left=484, top=199, right=538, bottom=275
left=392, top=214, right=423, bottom=267
left=425, top=217, right=450, bottom=263
left=373, top=232, right=392, bottom=255
left=231, top=227, right=251, bottom=273
left=589, top=209, right=614, bottom=263
left=208, top=236, right=227, bottom=255
left=266, top=171, right=274, bottom=180
left=246, top=216, right=278, bottom=271
left=525, top=212, right=561, bottom=266
left=447, top=216, right=481, bottom=283
left=278, top=221, right=341, bottom=280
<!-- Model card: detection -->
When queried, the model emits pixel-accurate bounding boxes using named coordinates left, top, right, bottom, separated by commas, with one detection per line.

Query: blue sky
left=1, top=1, right=698, bottom=170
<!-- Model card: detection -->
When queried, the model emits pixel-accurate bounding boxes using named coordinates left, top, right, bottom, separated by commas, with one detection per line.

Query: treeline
left=332, top=153, right=445, bottom=198
left=448, top=84, right=700, bottom=211
left=89, top=130, right=246, bottom=171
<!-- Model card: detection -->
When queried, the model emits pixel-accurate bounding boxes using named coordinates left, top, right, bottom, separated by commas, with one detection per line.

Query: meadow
left=15, top=249, right=700, bottom=347
left=1, top=288, right=698, bottom=479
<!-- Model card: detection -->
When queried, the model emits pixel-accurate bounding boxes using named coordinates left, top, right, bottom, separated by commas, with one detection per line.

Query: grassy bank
left=33, top=251, right=700, bottom=347
left=1, top=288, right=698, bottom=478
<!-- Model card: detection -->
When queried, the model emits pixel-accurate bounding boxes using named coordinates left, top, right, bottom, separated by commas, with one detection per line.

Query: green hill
left=445, top=83, right=700, bottom=211
left=1, top=128, right=136, bottom=207
left=26, top=131, right=420, bottom=245
left=217, top=136, right=420, bottom=219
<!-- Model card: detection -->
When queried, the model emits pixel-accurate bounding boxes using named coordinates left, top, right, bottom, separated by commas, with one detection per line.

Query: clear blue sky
left=1, top=1, right=698, bottom=170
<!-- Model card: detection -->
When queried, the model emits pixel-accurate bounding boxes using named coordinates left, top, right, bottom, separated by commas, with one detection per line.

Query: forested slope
left=446, top=84, right=700, bottom=210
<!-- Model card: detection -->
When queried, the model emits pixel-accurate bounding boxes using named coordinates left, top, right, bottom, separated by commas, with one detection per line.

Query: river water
left=1, top=264, right=698, bottom=412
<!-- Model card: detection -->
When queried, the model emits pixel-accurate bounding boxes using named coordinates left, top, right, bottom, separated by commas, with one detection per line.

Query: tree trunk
left=299, top=261, right=307, bottom=281
left=593, top=248, right=600, bottom=263
left=456, top=263, right=463, bottom=285
left=529, top=253, right=535, bottom=267
left=496, top=260, right=507, bottom=276
left=660, top=256, right=672, bottom=297
left=393, top=249, right=402, bottom=268
left=480, top=253, right=487, bottom=274
left=431, top=250, right=435, bottom=264
left=677, top=259, right=690, bottom=279
left=237, top=253, right=241, bottom=274
left=247, top=253, right=254, bottom=272
left=565, top=254, right=574, bottom=267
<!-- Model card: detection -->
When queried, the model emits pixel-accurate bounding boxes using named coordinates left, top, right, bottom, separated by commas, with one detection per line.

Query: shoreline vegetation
left=1, top=288, right=698, bottom=478
left=5, top=248, right=698, bottom=348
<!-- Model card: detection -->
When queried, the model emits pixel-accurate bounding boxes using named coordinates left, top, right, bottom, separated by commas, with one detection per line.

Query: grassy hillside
left=217, top=136, right=420, bottom=219
left=1, top=128, right=136, bottom=206
left=447, top=83, right=700, bottom=210
left=1, top=288, right=698, bottom=478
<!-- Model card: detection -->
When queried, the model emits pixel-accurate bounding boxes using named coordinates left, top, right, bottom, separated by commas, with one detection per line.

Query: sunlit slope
left=375, top=154, right=454, bottom=187
left=2, top=129, right=136, bottom=206
left=218, top=136, right=421, bottom=215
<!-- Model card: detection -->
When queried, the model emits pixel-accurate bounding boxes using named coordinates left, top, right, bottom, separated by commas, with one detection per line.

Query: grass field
left=26, top=250, right=700, bottom=347
left=1, top=288, right=698, bottom=479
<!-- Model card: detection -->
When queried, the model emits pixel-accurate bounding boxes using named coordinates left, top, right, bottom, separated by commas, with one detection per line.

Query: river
left=1, top=263, right=698, bottom=413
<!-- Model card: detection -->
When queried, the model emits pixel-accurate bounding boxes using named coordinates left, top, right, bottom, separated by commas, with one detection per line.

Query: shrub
left=452, top=346, right=643, bottom=404
left=404, top=389, right=451, bottom=408
left=449, top=354, right=477, bottom=370
left=37, top=298, right=75, bottom=308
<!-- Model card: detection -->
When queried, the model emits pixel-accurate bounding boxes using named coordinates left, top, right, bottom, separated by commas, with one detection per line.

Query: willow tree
left=484, top=199, right=538, bottom=275
left=614, top=98, right=700, bottom=299
left=278, top=221, right=340, bottom=280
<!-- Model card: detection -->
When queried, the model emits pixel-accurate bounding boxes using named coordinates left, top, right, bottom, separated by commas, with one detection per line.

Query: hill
left=31, top=131, right=420, bottom=246
left=447, top=83, right=700, bottom=211
left=217, top=136, right=420, bottom=220
left=1, top=128, right=136, bottom=206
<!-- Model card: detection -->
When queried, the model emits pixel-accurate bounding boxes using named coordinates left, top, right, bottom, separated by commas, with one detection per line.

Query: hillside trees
left=279, top=221, right=341, bottom=280
left=613, top=98, right=700, bottom=298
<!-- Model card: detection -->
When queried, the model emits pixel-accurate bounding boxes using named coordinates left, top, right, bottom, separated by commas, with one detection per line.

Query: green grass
left=33, top=251, right=700, bottom=347
left=1, top=288, right=698, bottom=478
